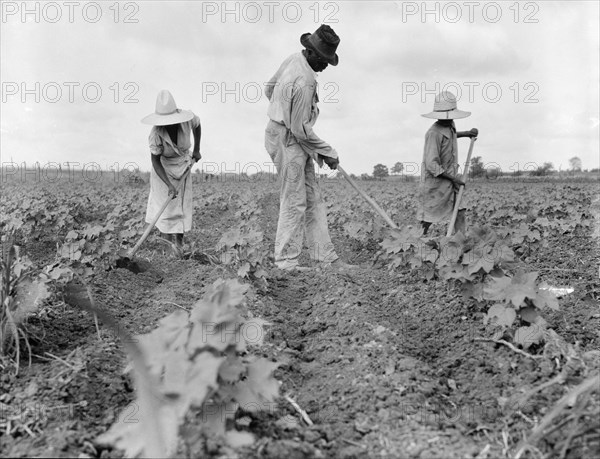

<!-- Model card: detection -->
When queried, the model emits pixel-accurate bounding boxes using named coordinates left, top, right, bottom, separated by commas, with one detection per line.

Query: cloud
left=1, top=1, right=598, bottom=175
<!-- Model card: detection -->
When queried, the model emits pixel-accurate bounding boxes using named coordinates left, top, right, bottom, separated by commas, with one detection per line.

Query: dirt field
left=1, top=178, right=598, bottom=458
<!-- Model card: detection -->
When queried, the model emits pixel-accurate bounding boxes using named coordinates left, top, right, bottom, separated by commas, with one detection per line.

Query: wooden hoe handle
left=337, top=165, right=398, bottom=229
left=446, top=137, right=477, bottom=237
left=127, top=160, right=196, bottom=258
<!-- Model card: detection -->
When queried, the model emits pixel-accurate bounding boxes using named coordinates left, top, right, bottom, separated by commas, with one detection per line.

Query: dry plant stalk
left=514, top=373, right=600, bottom=458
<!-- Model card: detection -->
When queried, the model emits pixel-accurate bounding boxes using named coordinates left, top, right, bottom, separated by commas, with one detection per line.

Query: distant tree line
left=365, top=155, right=588, bottom=181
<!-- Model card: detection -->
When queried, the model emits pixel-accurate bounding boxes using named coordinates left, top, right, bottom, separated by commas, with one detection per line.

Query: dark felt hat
left=300, top=24, right=340, bottom=66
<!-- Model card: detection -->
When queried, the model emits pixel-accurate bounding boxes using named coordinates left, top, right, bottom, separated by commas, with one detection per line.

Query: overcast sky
left=1, top=0, right=599, bottom=176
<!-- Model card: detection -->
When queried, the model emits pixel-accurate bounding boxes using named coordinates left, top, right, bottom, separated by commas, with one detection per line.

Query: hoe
left=115, top=160, right=196, bottom=273
left=447, top=137, right=477, bottom=236
left=337, top=166, right=399, bottom=230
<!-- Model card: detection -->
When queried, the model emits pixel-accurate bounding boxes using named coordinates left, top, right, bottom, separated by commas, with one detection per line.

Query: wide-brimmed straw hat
left=141, top=90, right=194, bottom=126
left=300, top=24, right=340, bottom=66
left=422, top=91, right=471, bottom=120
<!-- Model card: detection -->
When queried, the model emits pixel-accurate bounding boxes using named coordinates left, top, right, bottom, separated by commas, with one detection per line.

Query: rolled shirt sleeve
left=289, top=77, right=338, bottom=162
left=149, top=128, right=164, bottom=156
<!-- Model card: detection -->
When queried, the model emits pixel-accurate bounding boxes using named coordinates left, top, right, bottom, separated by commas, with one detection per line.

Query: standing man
left=264, top=24, right=353, bottom=271
left=417, top=91, right=478, bottom=235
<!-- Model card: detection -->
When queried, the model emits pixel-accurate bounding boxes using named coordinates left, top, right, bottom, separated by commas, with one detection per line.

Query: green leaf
left=381, top=225, right=423, bottom=254
left=420, top=246, right=439, bottom=264
left=461, top=281, right=484, bottom=301
left=60, top=242, right=82, bottom=261
left=12, top=279, right=50, bottom=324
left=229, top=358, right=280, bottom=412
left=47, top=266, right=73, bottom=281
left=344, top=221, right=367, bottom=239
left=231, top=381, right=262, bottom=412
left=534, top=217, right=550, bottom=228
left=483, top=272, right=538, bottom=307
left=380, top=236, right=403, bottom=255
left=464, top=251, right=495, bottom=275
left=483, top=275, right=510, bottom=301
left=156, top=310, right=190, bottom=343
left=254, top=268, right=267, bottom=279
left=184, top=353, right=224, bottom=407
left=97, top=362, right=180, bottom=459
left=218, top=228, right=242, bottom=249
left=162, top=349, right=189, bottom=395
left=188, top=320, right=241, bottom=352
left=439, top=263, right=473, bottom=282
left=198, top=401, right=229, bottom=436
left=246, top=358, right=280, bottom=403
left=219, top=355, right=246, bottom=383
left=409, top=255, right=423, bottom=269
left=533, top=288, right=560, bottom=311
left=83, top=224, right=104, bottom=239
left=437, top=236, right=465, bottom=266
left=484, top=303, right=516, bottom=327
left=493, top=242, right=515, bottom=264
left=519, top=306, right=540, bottom=324
left=238, top=262, right=250, bottom=278
left=139, top=311, right=190, bottom=374
left=190, top=279, right=248, bottom=325
left=467, top=225, right=498, bottom=246
left=225, top=430, right=255, bottom=448
left=514, top=325, right=544, bottom=349
left=65, top=230, right=79, bottom=240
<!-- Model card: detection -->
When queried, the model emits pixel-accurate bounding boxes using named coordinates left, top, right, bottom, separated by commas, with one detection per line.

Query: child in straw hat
left=417, top=91, right=478, bottom=235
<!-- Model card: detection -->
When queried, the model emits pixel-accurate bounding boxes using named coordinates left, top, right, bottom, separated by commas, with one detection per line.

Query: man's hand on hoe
left=320, top=155, right=339, bottom=170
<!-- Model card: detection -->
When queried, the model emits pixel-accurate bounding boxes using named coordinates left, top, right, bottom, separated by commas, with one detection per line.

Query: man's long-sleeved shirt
left=265, top=52, right=337, bottom=162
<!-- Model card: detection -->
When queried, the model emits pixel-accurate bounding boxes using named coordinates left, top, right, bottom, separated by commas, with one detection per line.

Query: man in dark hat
left=264, top=24, right=354, bottom=271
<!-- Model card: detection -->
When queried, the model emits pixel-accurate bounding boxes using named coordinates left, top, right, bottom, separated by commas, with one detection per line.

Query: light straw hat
left=141, top=90, right=194, bottom=126
left=421, top=91, right=471, bottom=120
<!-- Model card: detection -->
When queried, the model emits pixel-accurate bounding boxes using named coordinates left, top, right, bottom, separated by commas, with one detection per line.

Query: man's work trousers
left=265, top=120, right=337, bottom=269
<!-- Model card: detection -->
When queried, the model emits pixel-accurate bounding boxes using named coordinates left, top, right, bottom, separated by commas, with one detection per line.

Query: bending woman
left=141, top=89, right=201, bottom=250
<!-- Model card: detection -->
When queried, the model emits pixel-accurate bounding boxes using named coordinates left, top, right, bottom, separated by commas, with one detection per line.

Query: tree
left=372, top=164, right=389, bottom=180
left=542, top=162, right=554, bottom=174
left=569, top=156, right=582, bottom=171
left=530, top=162, right=554, bottom=177
left=470, top=156, right=485, bottom=178
left=391, top=162, right=404, bottom=175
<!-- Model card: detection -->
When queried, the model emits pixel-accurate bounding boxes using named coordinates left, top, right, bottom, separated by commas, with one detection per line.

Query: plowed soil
left=1, top=180, right=598, bottom=459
